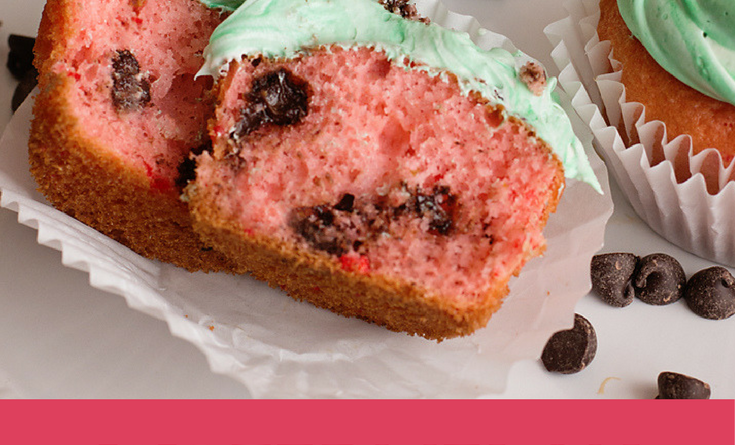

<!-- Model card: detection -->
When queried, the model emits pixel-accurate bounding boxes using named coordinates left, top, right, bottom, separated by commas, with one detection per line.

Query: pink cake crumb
left=199, top=45, right=562, bottom=304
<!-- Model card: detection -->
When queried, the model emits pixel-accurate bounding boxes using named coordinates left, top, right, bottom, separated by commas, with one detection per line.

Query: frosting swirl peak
left=617, top=0, right=735, bottom=105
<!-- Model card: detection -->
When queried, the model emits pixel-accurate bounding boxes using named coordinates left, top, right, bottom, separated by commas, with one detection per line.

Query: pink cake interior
left=47, top=0, right=223, bottom=191
left=202, top=46, right=562, bottom=301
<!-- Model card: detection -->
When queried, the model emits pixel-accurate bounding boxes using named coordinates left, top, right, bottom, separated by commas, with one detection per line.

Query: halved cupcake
left=186, top=0, right=599, bottom=339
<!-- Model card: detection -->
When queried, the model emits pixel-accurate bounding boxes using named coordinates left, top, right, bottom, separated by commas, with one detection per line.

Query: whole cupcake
left=549, top=0, right=735, bottom=266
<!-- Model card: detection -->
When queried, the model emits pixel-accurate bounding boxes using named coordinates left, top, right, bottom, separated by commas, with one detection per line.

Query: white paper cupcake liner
left=546, top=0, right=735, bottom=267
left=0, top=0, right=612, bottom=397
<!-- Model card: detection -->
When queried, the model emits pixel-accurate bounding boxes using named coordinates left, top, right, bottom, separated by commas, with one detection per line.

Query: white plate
left=1, top=0, right=731, bottom=399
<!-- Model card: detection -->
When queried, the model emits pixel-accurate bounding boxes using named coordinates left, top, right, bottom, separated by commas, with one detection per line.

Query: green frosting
left=617, top=0, right=735, bottom=105
left=198, top=0, right=601, bottom=191
left=198, top=0, right=244, bottom=10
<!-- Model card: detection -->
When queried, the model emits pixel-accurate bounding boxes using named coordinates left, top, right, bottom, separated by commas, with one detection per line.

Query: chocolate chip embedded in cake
left=111, top=49, right=151, bottom=112
left=232, top=68, right=309, bottom=140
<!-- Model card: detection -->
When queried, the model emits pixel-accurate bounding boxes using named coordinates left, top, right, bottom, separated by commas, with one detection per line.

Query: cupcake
left=547, top=0, right=735, bottom=266
left=185, top=0, right=600, bottom=339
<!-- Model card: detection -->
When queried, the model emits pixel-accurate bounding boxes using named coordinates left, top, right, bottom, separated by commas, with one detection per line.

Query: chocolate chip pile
left=6, top=34, right=38, bottom=112
left=591, top=252, right=735, bottom=320
left=540, top=251, right=730, bottom=398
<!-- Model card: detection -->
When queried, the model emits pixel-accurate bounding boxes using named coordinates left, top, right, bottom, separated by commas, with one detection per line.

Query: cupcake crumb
left=519, top=62, right=546, bottom=96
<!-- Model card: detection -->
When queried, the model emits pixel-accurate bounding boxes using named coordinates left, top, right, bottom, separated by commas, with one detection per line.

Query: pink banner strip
left=0, top=400, right=733, bottom=445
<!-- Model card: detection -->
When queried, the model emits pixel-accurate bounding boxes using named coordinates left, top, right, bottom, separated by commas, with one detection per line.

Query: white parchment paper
left=546, top=0, right=735, bottom=267
left=0, top=0, right=612, bottom=398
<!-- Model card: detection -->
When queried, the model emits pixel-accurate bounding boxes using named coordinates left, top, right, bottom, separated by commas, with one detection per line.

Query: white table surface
left=1, top=0, right=733, bottom=399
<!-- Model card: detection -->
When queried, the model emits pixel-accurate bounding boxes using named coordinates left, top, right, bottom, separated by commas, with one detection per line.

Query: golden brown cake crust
left=188, top=175, right=507, bottom=340
left=597, top=0, right=735, bottom=164
left=29, top=0, right=232, bottom=272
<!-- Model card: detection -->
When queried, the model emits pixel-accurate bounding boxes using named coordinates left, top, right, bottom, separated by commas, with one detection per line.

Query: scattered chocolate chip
left=378, top=0, right=429, bottom=23
left=684, top=266, right=735, bottom=320
left=233, top=68, right=308, bottom=139
left=633, top=253, right=686, bottom=306
left=7, top=34, right=36, bottom=80
left=657, top=372, right=711, bottom=399
left=111, top=49, right=151, bottom=112
left=12, top=71, right=37, bottom=112
left=175, top=141, right=213, bottom=190
left=591, top=253, right=639, bottom=307
left=541, top=313, right=597, bottom=374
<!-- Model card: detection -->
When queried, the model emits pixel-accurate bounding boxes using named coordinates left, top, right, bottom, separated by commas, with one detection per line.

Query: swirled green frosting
left=617, top=0, right=735, bottom=105
left=197, top=0, right=601, bottom=191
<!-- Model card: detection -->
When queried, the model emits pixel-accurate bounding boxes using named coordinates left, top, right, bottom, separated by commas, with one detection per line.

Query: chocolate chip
left=233, top=68, right=308, bottom=139
left=683, top=266, right=735, bottom=320
left=111, top=49, right=151, bottom=112
left=633, top=253, right=686, bottom=305
left=334, top=193, right=355, bottom=212
left=413, top=185, right=457, bottom=236
left=289, top=205, right=349, bottom=256
left=657, top=372, right=711, bottom=399
left=12, top=71, right=37, bottom=112
left=591, top=253, right=639, bottom=307
left=541, top=313, right=597, bottom=374
left=7, top=34, right=36, bottom=80
left=175, top=141, right=213, bottom=190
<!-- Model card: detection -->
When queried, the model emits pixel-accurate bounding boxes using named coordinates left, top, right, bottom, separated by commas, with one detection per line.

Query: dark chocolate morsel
left=413, top=185, right=458, bottom=236
left=175, top=141, right=213, bottom=190
left=633, top=253, right=686, bottom=305
left=111, top=49, right=151, bottom=112
left=234, top=68, right=309, bottom=139
left=334, top=193, right=355, bottom=212
left=684, top=266, right=735, bottom=320
left=590, top=252, right=639, bottom=307
left=657, top=372, right=711, bottom=399
left=288, top=205, right=349, bottom=256
left=541, top=313, right=597, bottom=374
left=7, top=34, right=36, bottom=80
